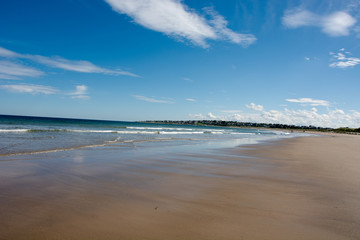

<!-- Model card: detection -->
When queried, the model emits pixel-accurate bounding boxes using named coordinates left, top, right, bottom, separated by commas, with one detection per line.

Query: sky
left=1, top=0, right=360, bottom=128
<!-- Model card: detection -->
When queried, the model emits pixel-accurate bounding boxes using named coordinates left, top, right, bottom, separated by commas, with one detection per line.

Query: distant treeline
left=142, top=120, right=360, bottom=134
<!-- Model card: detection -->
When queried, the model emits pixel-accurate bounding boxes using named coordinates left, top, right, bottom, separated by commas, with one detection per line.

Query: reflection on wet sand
left=0, top=135, right=360, bottom=240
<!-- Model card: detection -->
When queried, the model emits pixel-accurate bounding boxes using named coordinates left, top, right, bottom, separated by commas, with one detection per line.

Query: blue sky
left=1, top=0, right=360, bottom=127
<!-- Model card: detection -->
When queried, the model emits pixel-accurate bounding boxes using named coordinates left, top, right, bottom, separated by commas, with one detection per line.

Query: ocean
left=0, top=114, right=297, bottom=158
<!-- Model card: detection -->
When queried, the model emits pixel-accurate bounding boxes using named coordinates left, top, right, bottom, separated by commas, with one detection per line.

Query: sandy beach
left=0, top=134, right=359, bottom=240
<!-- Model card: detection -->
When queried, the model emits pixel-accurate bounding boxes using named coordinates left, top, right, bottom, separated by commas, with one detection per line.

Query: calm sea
left=0, top=115, right=296, bottom=157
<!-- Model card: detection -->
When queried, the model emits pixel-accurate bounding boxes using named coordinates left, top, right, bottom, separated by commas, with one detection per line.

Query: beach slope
left=0, top=134, right=359, bottom=240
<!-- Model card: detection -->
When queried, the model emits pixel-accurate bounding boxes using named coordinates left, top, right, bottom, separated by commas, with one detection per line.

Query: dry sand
left=0, top=134, right=359, bottom=239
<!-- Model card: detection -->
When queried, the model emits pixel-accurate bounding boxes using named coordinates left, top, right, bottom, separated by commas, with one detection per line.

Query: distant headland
left=141, top=120, right=360, bottom=134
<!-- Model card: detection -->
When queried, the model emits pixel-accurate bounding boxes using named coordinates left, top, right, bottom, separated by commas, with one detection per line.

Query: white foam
left=272, top=131, right=291, bottom=135
left=71, top=129, right=116, bottom=133
left=0, top=129, right=29, bottom=133
left=0, top=127, right=257, bottom=136
left=115, top=130, right=225, bottom=135
left=159, top=131, right=204, bottom=134
left=229, top=132, right=256, bottom=135
left=127, top=127, right=195, bottom=131
left=105, top=137, right=121, bottom=143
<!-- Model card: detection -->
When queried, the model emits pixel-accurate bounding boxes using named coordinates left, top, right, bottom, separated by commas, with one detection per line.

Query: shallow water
left=0, top=114, right=298, bottom=157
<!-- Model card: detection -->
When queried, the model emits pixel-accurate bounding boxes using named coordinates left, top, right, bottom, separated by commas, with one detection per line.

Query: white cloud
left=0, top=60, right=44, bottom=80
left=0, top=84, right=58, bottom=95
left=322, top=12, right=357, bottom=36
left=207, top=112, right=217, bottom=119
left=286, top=98, right=329, bottom=106
left=305, top=57, right=310, bottom=61
left=330, top=49, right=360, bottom=68
left=133, top=95, right=173, bottom=103
left=246, top=102, right=264, bottom=111
left=0, top=46, right=138, bottom=77
left=185, top=98, right=196, bottom=102
left=189, top=104, right=360, bottom=128
left=68, top=85, right=89, bottom=99
left=104, top=0, right=256, bottom=48
left=283, top=9, right=357, bottom=37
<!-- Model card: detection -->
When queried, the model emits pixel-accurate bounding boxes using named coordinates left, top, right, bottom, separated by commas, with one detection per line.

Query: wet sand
left=0, top=134, right=359, bottom=239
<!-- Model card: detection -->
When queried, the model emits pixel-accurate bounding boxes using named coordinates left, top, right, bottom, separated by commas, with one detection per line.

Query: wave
left=229, top=132, right=256, bottom=135
left=0, top=128, right=231, bottom=135
left=0, top=136, right=123, bottom=158
left=115, top=130, right=230, bottom=135
left=0, top=128, right=119, bottom=133
left=0, top=129, right=29, bottom=133
left=127, top=126, right=195, bottom=131
left=126, top=126, right=226, bottom=132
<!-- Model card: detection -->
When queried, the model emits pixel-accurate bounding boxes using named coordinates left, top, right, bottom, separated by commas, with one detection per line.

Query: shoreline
left=0, top=134, right=359, bottom=239
left=141, top=121, right=360, bottom=135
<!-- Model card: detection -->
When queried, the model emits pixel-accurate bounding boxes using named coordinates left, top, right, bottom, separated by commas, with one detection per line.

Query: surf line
left=0, top=137, right=123, bottom=159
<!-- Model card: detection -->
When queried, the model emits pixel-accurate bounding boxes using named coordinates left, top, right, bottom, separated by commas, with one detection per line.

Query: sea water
left=0, top=114, right=297, bottom=157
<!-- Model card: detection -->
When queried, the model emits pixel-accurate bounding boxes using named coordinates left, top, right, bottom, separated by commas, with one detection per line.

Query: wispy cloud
left=0, top=46, right=138, bottom=77
left=104, top=0, right=256, bottom=48
left=0, top=84, right=58, bottom=95
left=68, top=85, right=89, bottom=99
left=203, top=7, right=256, bottom=47
left=188, top=113, right=205, bottom=119
left=0, top=47, right=20, bottom=58
left=0, top=60, right=44, bottom=80
left=133, top=95, right=173, bottom=103
left=0, top=83, right=91, bottom=99
left=185, top=98, right=196, bottom=102
left=282, top=9, right=357, bottom=37
left=28, top=55, right=138, bottom=77
left=0, top=74, right=20, bottom=80
left=330, top=49, right=360, bottom=69
left=286, top=98, right=329, bottom=106
left=220, top=110, right=242, bottom=113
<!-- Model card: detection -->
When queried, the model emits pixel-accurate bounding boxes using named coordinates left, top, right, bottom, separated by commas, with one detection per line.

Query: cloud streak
left=28, top=55, right=138, bottom=77
left=133, top=95, right=173, bottom=103
left=0, top=46, right=138, bottom=78
left=282, top=9, right=357, bottom=37
left=105, top=0, right=256, bottom=48
left=286, top=98, right=329, bottom=106
left=0, top=60, right=44, bottom=80
left=0, top=84, right=58, bottom=95
left=0, top=83, right=90, bottom=100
